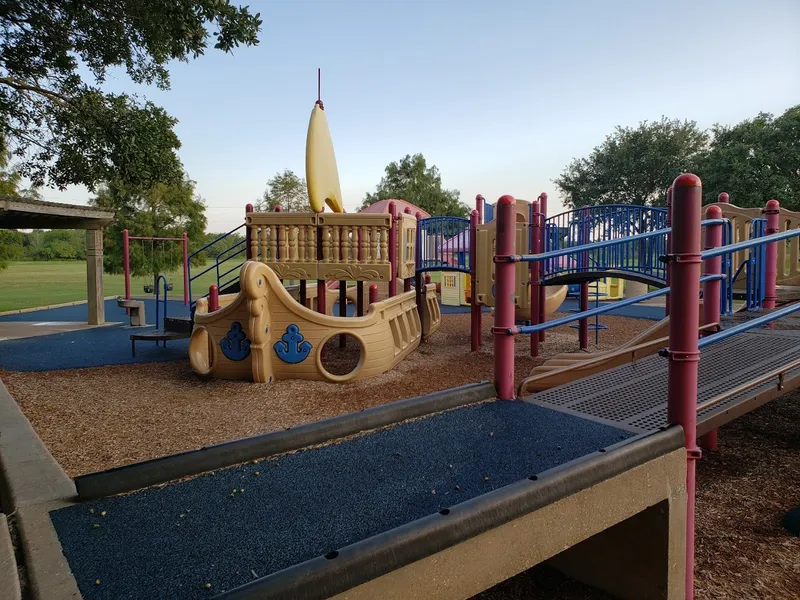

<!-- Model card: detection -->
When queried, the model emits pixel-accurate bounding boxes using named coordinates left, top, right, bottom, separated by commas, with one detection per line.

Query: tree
left=90, top=177, right=207, bottom=284
left=0, top=229, right=24, bottom=269
left=359, top=153, right=468, bottom=217
left=256, top=169, right=309, bottom=212
left=555, top=118, right=709, bottom=208
left=0, top=1, right=262, bottom=191
left=699, top=106, right=800, bottom=209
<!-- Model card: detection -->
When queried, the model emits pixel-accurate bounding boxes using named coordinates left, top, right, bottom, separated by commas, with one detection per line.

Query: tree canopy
left=256, top=169, right=309, bottom=212
left=699, top=106, right=800, bottom=209
left=554, top=118, right=708, bottom=208
left=90, top=177, right=207, bottom=281
left=359, top=153, right=468, bottom=217
left=0, top=1, right=262, bottom=191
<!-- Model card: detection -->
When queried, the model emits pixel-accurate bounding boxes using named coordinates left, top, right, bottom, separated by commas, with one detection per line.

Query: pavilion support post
left=86, top=228, right=105, bottom=325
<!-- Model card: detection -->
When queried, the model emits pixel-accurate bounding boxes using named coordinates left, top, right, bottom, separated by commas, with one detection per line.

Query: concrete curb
left=0, top=382, right=76, bottom=510
left=0, top=296, right=119, bottom=317
left=76, top=381, right=498, bottom=500
left=0, top=381, right=81, bottom=599
left=0, top=513, right=22, bottom=600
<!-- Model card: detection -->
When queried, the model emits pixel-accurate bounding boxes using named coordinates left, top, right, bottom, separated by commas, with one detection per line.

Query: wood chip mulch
left=0, top=312, right=650, bottom=477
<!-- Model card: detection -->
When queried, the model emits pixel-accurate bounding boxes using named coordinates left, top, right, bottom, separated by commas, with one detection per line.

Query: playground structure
left=491, top=176, right=800, bottom=599
left=4, top=175, right=800, bottom=600
left=189, top=261, right=440, bottom=383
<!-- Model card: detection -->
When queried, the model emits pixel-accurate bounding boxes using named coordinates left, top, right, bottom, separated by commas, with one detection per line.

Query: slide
left=190, top=261, right=440, bottom=383
left=518, top=314, right=716, bottom=395
left=515, top=285, right=568, bottom=322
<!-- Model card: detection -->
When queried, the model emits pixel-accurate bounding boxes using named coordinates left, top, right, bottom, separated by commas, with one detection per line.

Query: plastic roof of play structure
left=358, top=199, right=431, bottom=218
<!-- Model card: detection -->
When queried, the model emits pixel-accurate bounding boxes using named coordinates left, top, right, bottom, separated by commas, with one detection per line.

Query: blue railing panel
left=417, top=216, right=472, bottom=275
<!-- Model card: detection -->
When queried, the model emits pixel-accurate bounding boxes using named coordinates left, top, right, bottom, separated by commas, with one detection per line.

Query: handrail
left=216, top=238, right=246, bottom=262
left=701, top=228, right=800, bottom=260
left=697, top=302, right=800, bottom=349
left=189, top=223, right=246, bottom=259
left=510, top=274, right=725, bottom=336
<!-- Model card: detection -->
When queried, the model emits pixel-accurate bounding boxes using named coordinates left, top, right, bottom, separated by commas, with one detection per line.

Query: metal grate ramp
left=526, top=329, right=800, bottom=433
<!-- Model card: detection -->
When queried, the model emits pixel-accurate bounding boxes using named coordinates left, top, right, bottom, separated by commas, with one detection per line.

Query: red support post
left=538, top=192, right=548, bottom=343
left=470, top=210, right=481, bottom=351
left=665, top=186, right=673, bottom=317
left=425, top=273, right=431, bottom=285
left=476, top=194, right=484, bottom=224
left=530, top=200, right=541, bottom=357
left=667, top=173, right=703, bottom=600
left=369, top=284, right=379, bottom=305
left=182, top=231, right=189, bottom=306
left=717, top=192, right=729, bottom=204
left=209, top=285, right=220, bottom=312
left=388, top=201, right=398, bottom=298
left=699, top=204, right=723, bottom=452
left=763, top=199, right=780, bottom=310
left=415, top=210, right=423, bottom=315
left=579, top=207, right=590, bottom=350
left=122, top=228, right=131, bottom=314
left=245, top=203, right=254, bottom=260
left=493, top=195, right=517, bottom=400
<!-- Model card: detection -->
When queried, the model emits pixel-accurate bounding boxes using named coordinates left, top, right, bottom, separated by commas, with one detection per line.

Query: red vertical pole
left=476, top=194, right=484, bottom=225
left=665, top=186, right=673, bottom=317
left=208, top=285, right=220, bottom=312
left=538, top=192, right=547, bottom=343
left=369, top=284, right=379, bottom=305
left=425, top=273, right=431, bottom=285
left=579, top=207, right=589, bottom=350
left=356, top=225, right=363, bottom=317
left=182, top=231, right=189, bottom=306
left=667, top=173, right=703, bottom=600
left=530, top=200, right=541, bottom=358
left=763, top=199, right=780, bottom=310
left=494, top=195, right=517, bottom=400
left=415, top=210, right=423, bottom=316
left=699, top=204, right=723, bottom=452
left=123, top=228, right=131, bottom=302
left=245, top=203, right=254, bottom=260
left=470, top=209, right=481, bottom=351
left=717, top=192, right=729, bottom=204
left=389, top=201, right=398, bottom=298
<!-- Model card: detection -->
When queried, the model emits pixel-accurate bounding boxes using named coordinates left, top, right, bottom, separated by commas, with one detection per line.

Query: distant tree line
left=555, top=105, right=800, bottom=209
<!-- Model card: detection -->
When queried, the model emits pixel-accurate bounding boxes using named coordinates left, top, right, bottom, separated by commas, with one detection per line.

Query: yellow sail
left=305, top=103, right=344, bottom=213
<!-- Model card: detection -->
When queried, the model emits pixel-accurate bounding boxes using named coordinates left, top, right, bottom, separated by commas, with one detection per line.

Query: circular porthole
left=189, top=327, right=215, bottom=376
left=316, top=332, right=365, bottom=382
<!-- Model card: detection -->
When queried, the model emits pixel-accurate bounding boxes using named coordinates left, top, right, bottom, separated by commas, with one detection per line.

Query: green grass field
left=0, top=261, right=445, bottom=312
left=0, top=260, right=237, bottom=312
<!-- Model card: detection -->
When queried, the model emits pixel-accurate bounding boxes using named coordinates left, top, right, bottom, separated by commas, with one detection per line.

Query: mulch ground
left=0, top=312, right=649, bottom=476
left=3, top=311, right=797, bottom=598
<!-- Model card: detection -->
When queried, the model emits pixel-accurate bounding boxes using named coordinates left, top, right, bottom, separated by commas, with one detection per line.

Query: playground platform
left=528, top=323, right=800, bottom=436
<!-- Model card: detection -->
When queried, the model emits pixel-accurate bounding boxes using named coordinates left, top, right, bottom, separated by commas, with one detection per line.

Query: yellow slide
left=515, top=285, right=568, bottom=323
left=517, top=313, right=717, bottom=396
left=190, top=261, right=441, bottom=383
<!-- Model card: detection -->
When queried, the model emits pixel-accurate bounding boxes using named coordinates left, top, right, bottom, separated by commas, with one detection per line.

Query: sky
left=34, top=0, right=800, bottom=232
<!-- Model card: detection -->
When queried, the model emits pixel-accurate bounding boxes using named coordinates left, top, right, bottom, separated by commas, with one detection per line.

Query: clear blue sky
left=38, top=0, right=800, bottom=232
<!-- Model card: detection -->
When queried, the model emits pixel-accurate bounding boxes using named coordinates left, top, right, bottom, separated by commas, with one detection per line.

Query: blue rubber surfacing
left=0, top=299, right=190, bottom=371
left=50, top=400, right=635, bottom=600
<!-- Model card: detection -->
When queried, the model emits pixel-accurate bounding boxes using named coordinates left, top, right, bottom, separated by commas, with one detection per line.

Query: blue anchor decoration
left=220, top=322, right=251, bottom=361
left=274, top=324, right=312, bottom=364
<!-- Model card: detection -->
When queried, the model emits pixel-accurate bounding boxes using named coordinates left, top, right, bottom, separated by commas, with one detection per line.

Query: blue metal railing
left=187, top=223, right=248, bottom=308
left=698, top=301, right=800, bottom=349
left=544, top=205, right=668, bottom=283
left=416, top=216, right=471, bottom=274
left=155, top=274, right=169, bottom=335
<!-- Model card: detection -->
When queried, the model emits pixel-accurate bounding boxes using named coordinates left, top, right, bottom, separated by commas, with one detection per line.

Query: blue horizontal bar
left=189, top=223, right=246, bottom=259
left=511, top=274, right=725, bottom=335
left=701, top=228, right=800, bottom=259
left=698, top=302, right=800, bottom=349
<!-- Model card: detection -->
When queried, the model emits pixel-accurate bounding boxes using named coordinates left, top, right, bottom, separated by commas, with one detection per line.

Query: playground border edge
left=74, top=380, right=498, bottom=501
left=215, top=426, right=686, bottom=600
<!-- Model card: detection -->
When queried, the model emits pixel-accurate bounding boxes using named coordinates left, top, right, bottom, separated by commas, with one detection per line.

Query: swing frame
left=122, top=229, right=190, bottom=306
